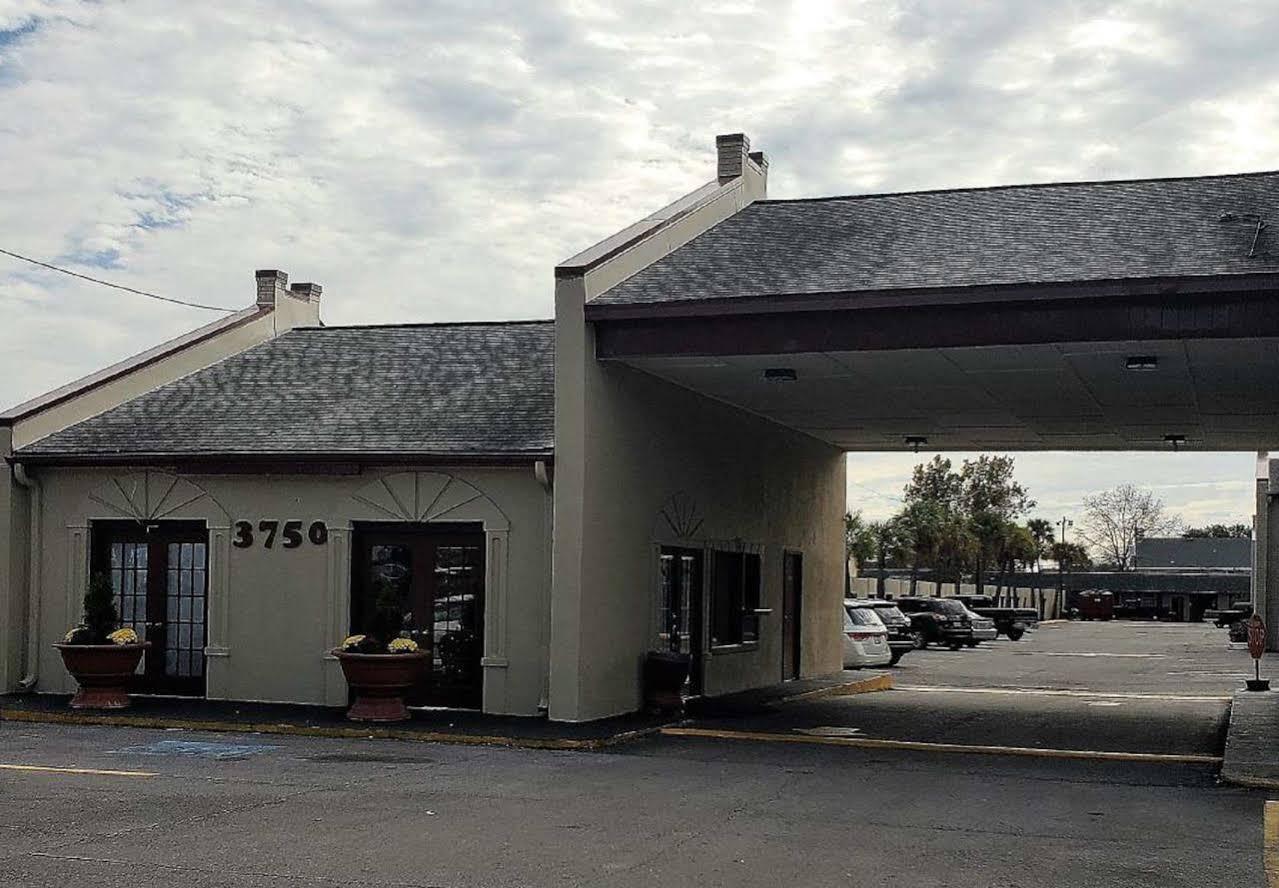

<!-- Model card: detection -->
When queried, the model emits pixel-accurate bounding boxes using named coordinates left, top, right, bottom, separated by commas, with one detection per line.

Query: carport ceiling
left=620, top=338, right=1279, bottom=451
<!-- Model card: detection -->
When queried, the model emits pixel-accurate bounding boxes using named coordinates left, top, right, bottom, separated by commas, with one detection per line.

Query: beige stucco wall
left=27, top=465, right=551, bottom=715
left=0, top=429, right=30, bottom=690
left=550, top=333, right=845, bottom=721
left=551, top=149, right=846, bottom=721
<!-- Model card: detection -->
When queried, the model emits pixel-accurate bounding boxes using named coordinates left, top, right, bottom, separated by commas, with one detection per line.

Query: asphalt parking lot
left=688, top=621, right=1244, bottom=758
left=0, top=621, right=1268, bottom=886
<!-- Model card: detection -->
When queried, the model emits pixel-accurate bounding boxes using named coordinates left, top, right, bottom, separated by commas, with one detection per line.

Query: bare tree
left=1076, top=484, right=1184, bottom=570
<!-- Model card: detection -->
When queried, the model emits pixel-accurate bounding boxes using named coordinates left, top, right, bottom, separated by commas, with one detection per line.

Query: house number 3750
left=232, top=520, right=329, bottom=549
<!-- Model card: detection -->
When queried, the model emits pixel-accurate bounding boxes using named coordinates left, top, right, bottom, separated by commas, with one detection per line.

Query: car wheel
left=964, top=640, right=978, bottom=648
left=889, top=650, right=904, bottom=666
left=947, top=640, right=962, bottom=651
left=1007, top=626, right=1025, bottom=641
left=912, top=630, right=927, bottom=650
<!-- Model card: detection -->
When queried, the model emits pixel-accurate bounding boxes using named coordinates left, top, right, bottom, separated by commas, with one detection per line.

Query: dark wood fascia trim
left=583, top=272, right=1279, bottom=322
left=7, top=452, right=555, bottom=471
left=594, top=288, right=1279, bottom=359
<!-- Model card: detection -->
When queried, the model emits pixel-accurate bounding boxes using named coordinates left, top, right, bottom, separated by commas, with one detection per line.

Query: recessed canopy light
left=905, top=435, right=928, bottom=453
left=1126, top=355, right=1159, bottom=371
left=763, top=367, right=797, bottom=382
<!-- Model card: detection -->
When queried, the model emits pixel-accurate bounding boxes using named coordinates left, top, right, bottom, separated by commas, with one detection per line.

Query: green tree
left=844, top=510, right=877, bottom=595
left=1183, top=523, right=1251, bottom=539
left=959, top=456, right=1035, bottom=595
left=1050, top=541, right=1092, bottom=572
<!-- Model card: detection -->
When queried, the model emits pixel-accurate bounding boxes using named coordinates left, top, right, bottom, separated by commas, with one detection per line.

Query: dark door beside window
left=91, top=520, right=209, bottom=696
left=659, top=547, right=704, bottom=696
left=782, top=551, right=803, bottom=680
left=352, top=523, right=486, bottom=709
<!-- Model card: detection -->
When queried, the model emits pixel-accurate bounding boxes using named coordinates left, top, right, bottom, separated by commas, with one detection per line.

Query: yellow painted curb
left=774, top=673, right=893, bottom=704
left=660, top=726, right=1224, bottom=765
left=1266, top=801, right=1279, bottom=887
left=0, top=763, right=156, bottom=777
left=0, top=707, right=660, bottom=751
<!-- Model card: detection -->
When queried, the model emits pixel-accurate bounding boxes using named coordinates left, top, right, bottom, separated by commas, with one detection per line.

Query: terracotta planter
left=53, top=642, right=148, bottom=709
left=332, top=649, right=429, bottom=722
left=643, top=650, right=691, bottom=712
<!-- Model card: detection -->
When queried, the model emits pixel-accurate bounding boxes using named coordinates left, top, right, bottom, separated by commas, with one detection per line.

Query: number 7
left=259, top=520, right=279, bottom=548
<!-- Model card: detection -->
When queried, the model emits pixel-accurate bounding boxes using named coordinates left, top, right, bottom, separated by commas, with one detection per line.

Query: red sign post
left=1247, top=615, right=1268, bottom=690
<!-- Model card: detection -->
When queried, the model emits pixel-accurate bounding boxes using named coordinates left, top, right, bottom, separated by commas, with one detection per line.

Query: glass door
left=92, top=521, right=209, bottom=696
left=352, top=523, right=486, bottom=709
left=659, top=547, right=703, bottom=696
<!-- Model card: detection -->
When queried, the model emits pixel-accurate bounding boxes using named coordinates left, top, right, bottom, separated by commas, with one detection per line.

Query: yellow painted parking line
left=1266, top=801, right=1279, bottom=887
left=0, top=763, right=156, bottom=777
left=661, top=726, right=1224, bottom=765
left=893, top=685, right=1232, bottom=702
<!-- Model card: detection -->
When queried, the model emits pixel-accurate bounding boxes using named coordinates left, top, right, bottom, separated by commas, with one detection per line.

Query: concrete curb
left=0, top=707, right=673, bottom=752
left=660, top=725, right=1224, bottom=765
left=770, top=672, right=893, bottom=705
left=1220, top=690, right=1279, bottom=790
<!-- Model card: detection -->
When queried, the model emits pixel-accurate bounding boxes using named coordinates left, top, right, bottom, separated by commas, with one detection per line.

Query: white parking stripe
left=893, top=685, right=1231, bottom=702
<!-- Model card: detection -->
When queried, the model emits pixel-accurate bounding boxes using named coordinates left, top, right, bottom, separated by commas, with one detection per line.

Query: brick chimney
left=715, top=133, right=768, bottom=198
left=256, top=269, right=288, bottom=307
left=256, top=269, right=321, bottom=307
left=289, top=282, right=322, bottom=303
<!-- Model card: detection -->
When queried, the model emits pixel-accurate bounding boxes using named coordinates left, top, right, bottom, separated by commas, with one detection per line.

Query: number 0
left=308, top=521, right=329, bottom=545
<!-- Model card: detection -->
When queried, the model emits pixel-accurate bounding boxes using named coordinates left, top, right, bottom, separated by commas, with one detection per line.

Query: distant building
left=1134, top=537, right=1252, bottom=572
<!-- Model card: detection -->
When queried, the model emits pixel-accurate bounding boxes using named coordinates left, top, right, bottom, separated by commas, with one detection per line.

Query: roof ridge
left=294, top=319, right=554, bottom=331
left=756, top=168, right=1279, bottom=206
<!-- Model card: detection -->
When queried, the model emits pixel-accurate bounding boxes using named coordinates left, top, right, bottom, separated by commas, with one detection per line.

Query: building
left=1135, top=537, right=1252, bottom=572
left=6, top=132, right=1279, bottom=719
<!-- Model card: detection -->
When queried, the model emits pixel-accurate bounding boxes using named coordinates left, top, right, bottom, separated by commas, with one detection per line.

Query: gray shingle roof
left=592, top=171, right=1279, bottom=307
left=19, top=321, right=554, bottom=460
left=1134, top=537, right=1252, bottom=570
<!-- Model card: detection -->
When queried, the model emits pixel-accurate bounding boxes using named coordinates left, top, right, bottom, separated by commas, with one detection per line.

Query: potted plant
left=331, top=577, right=429, bottom=722
left=643, top=610, right=692, bottom=712
left=53, top=573, right=148, bottom=709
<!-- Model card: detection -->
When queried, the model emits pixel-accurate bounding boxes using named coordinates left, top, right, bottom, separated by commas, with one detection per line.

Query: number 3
left=232, top=521, right=253, bottom=549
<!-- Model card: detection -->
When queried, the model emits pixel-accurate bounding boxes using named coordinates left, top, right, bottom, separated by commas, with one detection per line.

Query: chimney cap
left=289, top=282, right=322, bottom=302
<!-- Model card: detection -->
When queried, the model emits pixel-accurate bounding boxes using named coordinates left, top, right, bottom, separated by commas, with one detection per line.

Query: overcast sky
left=2, top=1, right=1275, bottom=528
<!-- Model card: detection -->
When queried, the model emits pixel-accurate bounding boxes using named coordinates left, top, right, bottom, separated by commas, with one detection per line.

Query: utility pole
left=1057, top=517, right=1073, bottom=618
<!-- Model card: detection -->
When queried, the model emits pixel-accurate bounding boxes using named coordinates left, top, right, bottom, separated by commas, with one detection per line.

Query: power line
left=0, top=247, right=237, bottom=313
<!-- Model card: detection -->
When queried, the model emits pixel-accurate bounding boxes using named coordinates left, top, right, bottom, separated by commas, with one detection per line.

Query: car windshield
left=845, top=607, right=885, bottom=628
left=877, top=606, right=907, bottom=622
left=935, top=600, right=967, bottom=615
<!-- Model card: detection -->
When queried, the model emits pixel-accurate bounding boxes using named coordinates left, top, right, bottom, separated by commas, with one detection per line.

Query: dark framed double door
left=352, top=523, right=486, bottom=709
left=91, top=520, right=209, bottom=696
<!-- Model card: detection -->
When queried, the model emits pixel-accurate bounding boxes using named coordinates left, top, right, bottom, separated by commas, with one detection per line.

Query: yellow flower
left=388, top=637, right=419, bottom=653
left=107, top=628, right=138, bottom=645
left=342, top=635, right=366, bottom=649
left=63, top=627, right=82, bottom=643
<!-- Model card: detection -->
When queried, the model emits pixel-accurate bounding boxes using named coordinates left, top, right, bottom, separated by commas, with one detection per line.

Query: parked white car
left=843, top=603, right=892, bottom=668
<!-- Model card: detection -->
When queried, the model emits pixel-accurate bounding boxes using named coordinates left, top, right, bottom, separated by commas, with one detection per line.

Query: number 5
left=282, top=520, right=304, bottom=549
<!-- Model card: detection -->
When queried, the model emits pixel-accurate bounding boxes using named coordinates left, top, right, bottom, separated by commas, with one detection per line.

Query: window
left=710, top=550, right=761, bottom=647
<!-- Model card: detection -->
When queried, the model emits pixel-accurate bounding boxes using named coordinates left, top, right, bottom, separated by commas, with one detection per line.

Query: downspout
left=534, top=459, right=552, bottom=712
left=13, top=462, right=40, bottom=692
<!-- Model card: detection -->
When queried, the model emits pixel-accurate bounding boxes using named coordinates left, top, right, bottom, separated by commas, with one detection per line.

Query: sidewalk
left=1221, top=690, right=1279, bottom=788
left=0, top=671, right=891, bottom=750
left=0, top=693, right=673, bottom=750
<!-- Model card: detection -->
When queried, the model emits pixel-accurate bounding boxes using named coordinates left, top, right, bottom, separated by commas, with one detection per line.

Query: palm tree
left=1025, top=518, right=1055, bottom=614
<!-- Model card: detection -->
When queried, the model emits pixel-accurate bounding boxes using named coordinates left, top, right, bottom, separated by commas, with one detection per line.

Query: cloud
left=0, top=1, right=1274, bottom=514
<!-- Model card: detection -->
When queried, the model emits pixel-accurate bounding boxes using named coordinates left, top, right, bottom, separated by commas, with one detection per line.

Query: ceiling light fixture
left=905, top=435, right=928, bottom=453
left=763, top=367, right=797, bottom=382
left=1126, top=355, right=1159, bottom=371
left=1165, top=434, right=1186, bottom=451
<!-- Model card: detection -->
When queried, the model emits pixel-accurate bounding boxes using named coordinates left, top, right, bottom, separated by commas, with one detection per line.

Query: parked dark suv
left=892, top=597, right=974, bottom=650
left=845, top=598, right=913, bottom=666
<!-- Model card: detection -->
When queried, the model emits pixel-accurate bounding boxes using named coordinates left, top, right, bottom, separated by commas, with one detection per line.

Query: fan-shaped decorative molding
left=86, top=471, right=228, bottom=523
left=656, top=491, right=704, bottom=541
left=351, top=472, right=509, bottom=531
